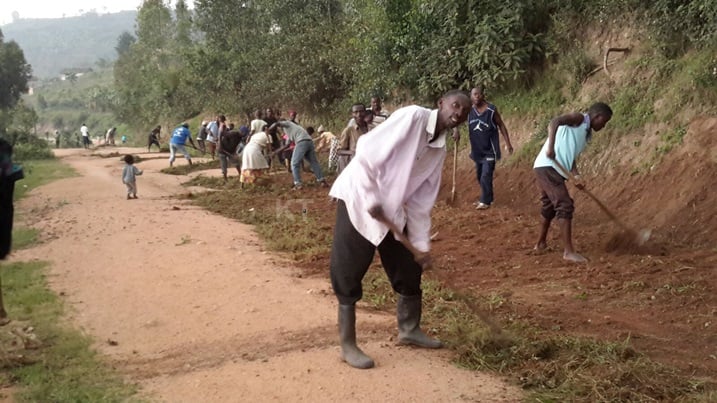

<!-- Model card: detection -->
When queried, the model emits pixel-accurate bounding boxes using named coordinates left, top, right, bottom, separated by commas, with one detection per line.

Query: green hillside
left=1, top=10, right=137, bottom=78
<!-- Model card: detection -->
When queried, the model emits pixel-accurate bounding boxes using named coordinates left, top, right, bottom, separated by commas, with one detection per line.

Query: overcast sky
left=0, top=1, right=193, bottom=26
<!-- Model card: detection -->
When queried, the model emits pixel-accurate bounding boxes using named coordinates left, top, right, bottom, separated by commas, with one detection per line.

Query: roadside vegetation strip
left=186, top=178, right=715, bottom=402
left=1, top=261, right=139, bottom=402
left=10, top=228, right=39, bottom=251
left=11, top=159, right=78, bottom=201
left=0, top=157, right=139, bottom=401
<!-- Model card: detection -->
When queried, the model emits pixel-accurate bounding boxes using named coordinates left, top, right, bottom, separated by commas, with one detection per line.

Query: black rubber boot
left=397, top=294, right=442, bottom=348
left=338, top=304, right=375, bottom=369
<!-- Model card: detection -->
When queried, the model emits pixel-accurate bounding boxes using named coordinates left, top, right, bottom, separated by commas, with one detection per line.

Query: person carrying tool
left=168, top=122, right=196, bottom=167
left=328, top=89, right=471, bottom=369
left=452, top=85, right=514, bottom=210
left=533, top=102, right=613, bottom=263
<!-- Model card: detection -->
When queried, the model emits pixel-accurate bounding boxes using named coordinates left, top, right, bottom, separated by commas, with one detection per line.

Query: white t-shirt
left=80, top=125, right=89, bottom=137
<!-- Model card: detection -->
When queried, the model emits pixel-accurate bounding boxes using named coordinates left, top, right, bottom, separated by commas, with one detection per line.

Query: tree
left=0, top=30, right=33, bottom=110
left=174, top=0, right=193, bottom=49
left=115, top=31, right=136, bottom=57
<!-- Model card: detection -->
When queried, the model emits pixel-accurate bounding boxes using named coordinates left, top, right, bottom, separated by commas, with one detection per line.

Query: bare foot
left=563, top=252, right=588, bottom=263
left=534, top=242, right=547, bottom=251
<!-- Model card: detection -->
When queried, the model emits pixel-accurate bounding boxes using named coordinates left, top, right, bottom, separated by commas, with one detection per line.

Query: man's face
left=351, top=106, right=366, bottom=123
left=438, top=94, right=471, bottom=130
left=371, top=98, right=381, bottom=111
left=266, top=108, right=274, bottom=118
left=591, top=114, right=611, bottom=131
left=470, top=88, right=485, bottom=106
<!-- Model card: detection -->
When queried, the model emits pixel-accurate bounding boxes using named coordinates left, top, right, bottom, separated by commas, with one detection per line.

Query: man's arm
left=545, top=112, right=584, bottom=160
left=493, top=108, right=513, bottom=155
left=337, top=125, right=356, bottom=156
left=187, top=130, right=197, bottom=149
left=404, top=166, right=442, bottom=253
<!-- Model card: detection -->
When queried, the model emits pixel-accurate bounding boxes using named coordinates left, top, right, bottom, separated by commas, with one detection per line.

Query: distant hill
left=1, top=10, right=137, bottom=78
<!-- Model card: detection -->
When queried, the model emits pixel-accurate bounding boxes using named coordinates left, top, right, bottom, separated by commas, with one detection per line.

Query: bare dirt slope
left=12, top=148, right=521, bottom=402
left=430, top=116, right=717, bottom=378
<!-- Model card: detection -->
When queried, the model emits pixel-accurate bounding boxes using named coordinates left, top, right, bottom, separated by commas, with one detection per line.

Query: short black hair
left=588, top=102, right=613, bottom=118
left=306, top=126, right=315, bottom=135
left=442, top=89, right=470, bottom=101
left=123, top=154, right=135, bottom=164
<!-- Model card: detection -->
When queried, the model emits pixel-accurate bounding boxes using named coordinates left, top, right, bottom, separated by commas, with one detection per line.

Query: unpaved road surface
left=13, top=148, right=521, bottom=402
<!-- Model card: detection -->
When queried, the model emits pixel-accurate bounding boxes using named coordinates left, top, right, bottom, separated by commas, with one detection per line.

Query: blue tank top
left=467, top=103, right=500, bottom=161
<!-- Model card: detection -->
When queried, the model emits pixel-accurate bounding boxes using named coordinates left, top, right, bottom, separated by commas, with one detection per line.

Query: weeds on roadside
left=0, top=261, right=137, bottom=401
left=12, top=160, right=77, bottom=201
left=11, top=227, right=39, bottom=250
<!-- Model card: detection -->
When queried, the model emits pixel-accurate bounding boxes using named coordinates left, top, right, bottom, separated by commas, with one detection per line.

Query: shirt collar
left=583, top=113, right=593, bottom=141
left=426, top=109, right=447, bottom=148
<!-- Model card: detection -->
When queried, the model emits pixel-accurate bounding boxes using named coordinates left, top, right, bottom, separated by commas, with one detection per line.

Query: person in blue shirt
left=533, top=102, right=613, bottom=263
left=453, top=86, right=514, bottom=210
left=169, top=122, right=196, bottom=167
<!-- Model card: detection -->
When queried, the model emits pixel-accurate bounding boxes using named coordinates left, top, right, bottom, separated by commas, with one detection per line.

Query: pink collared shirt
left=329, top=106, right=447, bottom=252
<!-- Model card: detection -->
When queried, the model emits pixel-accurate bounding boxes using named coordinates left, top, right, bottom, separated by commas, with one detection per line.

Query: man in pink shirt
left=328, top=90, right=471, bottom=369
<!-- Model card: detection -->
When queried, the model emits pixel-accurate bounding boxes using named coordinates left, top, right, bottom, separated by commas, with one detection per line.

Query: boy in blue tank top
left=533, top=102, right=613, bottom=263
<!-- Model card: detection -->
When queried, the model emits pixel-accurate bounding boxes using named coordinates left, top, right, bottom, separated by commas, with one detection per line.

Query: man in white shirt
left=328, top=89, right=471, bottom=369
left=206, top=115, right=225, bottom=159
left=80, top=123, right=90, bottom=149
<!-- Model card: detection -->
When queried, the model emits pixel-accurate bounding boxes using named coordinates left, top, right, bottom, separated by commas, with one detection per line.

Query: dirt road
left=13, top=148, right=520, bottom=402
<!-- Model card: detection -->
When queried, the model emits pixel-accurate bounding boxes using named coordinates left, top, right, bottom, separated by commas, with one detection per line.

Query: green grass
left=12, top=160, right=77, bottom=201
left=0, top=261, right=138, bottom=401
left=10, top=227, right=39, bottom=250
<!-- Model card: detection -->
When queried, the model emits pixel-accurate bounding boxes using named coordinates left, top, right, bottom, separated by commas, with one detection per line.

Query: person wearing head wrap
left=240, top=124, right=272, bottom=186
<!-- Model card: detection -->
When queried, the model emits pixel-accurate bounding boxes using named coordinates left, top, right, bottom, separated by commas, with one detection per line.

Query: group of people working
left=325, top=88, right=612, bottom=369
left=140, top=89, right=612, bottom=371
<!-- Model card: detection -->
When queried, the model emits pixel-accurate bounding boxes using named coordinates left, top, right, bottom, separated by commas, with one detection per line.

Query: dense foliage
left=111, top=0, right=716, bottom=128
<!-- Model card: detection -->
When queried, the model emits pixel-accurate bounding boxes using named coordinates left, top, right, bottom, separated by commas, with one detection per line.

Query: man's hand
left=572, top=174, right=585, bottom=190
left=451, top=128, right=461, bottom=144
left=546, top=148, right=556, bottom=160
left=415, top=252, right=432, bottom=270
left=367, top=205, right=383, bottom=219
left=506, top=144, right=514, bottom=155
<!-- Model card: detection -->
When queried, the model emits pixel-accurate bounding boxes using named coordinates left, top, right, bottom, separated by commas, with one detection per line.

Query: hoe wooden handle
left=368, top=206, right=431, bottom=269
left=551, top=159, right=631, bottom=233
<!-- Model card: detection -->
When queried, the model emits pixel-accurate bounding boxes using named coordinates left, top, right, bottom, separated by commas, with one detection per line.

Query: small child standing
left=122, top=154, right=142, bottom=199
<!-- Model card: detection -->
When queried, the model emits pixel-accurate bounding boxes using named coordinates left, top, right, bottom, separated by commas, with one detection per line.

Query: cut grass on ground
left=187, top=176, right=716, bottom=402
